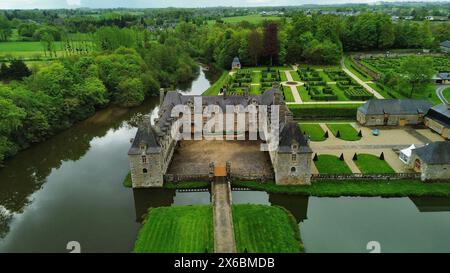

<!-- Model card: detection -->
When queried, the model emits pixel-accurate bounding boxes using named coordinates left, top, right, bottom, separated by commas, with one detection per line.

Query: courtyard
left=305, top=123, right=446, bottom=174
left=167, top=140, right=274, bottom=178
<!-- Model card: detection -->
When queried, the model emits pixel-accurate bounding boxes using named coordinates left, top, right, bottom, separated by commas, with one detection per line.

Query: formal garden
left=297, top=67, right=373, bottom=102
left=360, top=56, right=450, bottom=75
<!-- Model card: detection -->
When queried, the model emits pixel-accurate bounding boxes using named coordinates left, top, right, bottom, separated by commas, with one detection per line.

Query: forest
left=0, top=4, right=449, bottom=164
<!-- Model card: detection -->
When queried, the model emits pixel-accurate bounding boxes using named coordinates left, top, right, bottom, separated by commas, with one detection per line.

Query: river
left=0, top=66, right=449, bottom=253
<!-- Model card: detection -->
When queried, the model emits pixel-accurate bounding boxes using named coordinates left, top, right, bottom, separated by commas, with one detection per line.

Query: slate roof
left=232, top=57, right=240, bottom=65
left=440, top=40, right=450, bottom=48
left=129, top=88, right=311, bottom=155
left=426, top=104, right=450, bottom=128
left=278, top=122, right=312, bottom=154
left=413, top=141, right=450, bottom=164
left=128, top=126, right=161, bottom=155
left=433, top=72, right=450, bottom=80
left=358, top=99, right=432, bottom=115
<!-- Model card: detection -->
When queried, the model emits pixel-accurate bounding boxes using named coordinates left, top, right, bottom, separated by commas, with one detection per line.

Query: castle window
left=291, top=154, right=297, bottom=162
left=142, top=155, right=147, bottom=164
left=142, top=168, right=148, bottom=174
left=291, top=167, right=296, bottom=173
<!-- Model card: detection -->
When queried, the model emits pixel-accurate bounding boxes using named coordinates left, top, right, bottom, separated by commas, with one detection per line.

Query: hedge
left=288, top=104, right=362, bottom=119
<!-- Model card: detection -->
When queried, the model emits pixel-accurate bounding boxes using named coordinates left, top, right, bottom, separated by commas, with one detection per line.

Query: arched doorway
left=414, top=159, right=421, bottom=172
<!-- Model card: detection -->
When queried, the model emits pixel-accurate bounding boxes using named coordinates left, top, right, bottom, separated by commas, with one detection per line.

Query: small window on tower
left=142, top=156, right=147, bottom=164
left=142, top=168, right=148, bottom=174
left=292, top=154, right=297, bottom=162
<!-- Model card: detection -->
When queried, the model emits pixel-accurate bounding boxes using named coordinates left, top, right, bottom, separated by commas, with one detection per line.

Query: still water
left=0, top=67, right=449, bottom=253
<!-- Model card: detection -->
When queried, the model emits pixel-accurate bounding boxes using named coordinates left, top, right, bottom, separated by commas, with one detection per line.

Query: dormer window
left=140, top=142, right=147, bottom=151
left=291, top=143, right=298, bottom=151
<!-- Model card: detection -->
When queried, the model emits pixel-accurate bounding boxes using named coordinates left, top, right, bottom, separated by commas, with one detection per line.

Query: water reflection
left=176, top=66, right=217, bottom=95
left=409, top=197, right=450, bottom=212
left=269, top=194, right=309, bottom=224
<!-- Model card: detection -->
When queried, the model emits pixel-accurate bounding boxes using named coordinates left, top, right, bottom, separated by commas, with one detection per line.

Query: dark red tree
left=263, top=22, right=279, bottom=66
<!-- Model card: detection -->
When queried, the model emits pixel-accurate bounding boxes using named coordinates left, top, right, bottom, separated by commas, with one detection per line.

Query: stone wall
left=409, top=153, right=450, bottom=181
left=273, top=153, right=311, bottom=185
left=358, top=112, right=424, bottom=126
left=425, top=117, right=449, bottom=139
left=129, top=153, right=164, bottom=187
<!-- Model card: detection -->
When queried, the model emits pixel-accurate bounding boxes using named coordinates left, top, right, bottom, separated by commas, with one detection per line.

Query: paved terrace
left=167, top=140, right=274, bottom=178
left=310, top=123, right=446, bottom=174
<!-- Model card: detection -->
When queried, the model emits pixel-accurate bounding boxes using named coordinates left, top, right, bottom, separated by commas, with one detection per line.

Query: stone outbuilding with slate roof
left=440, top=40, right=450, bottom=53
left=231, top=57, right=241, bottom=69
left=357, top=99, right=432, bottom=126
left=128, top=87, right=312, bottom=188
left=409, top=141, right=450, bottom=181
left=425, top=103, right=450, bottom=139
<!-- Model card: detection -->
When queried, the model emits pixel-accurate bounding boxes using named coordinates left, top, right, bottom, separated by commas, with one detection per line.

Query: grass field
left=298, top=123, right=326, bottom=141
left=314, top=154, right=353, bottom=174
left=232, top=180, right=450, bottom=197
left=232, top=204, right=303, bottom=253
left=326, top=123, right=361, bottom=141
left=444, top=87, right=450, bottom=102
left=0, top=41, right=65, bottom=61
left=134, top=205, right=214, bottom=253
left=202, top=71, right=228, bottom=96
left=353, top=154, right=395, bottom=174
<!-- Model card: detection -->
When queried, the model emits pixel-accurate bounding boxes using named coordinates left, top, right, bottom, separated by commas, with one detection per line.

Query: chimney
left=223, top=88, right=227, bottom=99
left=159, top=88, right=165, bottom=106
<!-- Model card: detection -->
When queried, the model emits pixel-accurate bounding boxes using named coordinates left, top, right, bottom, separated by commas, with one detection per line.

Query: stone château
left=128, top=87, right=312, bottom=188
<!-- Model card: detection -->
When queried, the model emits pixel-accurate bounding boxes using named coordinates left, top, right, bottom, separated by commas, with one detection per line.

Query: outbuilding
left=231, top=57, right=241, bottom=70
left=357, top=99, right=432, bottom=126
left=409, top=141, right=450, bottom=181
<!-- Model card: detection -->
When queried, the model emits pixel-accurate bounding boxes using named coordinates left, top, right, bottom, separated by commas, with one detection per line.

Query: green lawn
left=314, top=154, right=353, bottom=174
left=123, top=172, right=132, bottom=188
left=134, top=205, right=214, bottom=253
left=202, top=71, right=228, bottom=96
left=444, top=87, right=450, bottom=102
left=354, top=154, right=395, bottom=174
left=326, top=123, right=361, bottom=141
left=290, top=70, right=301, bottom=81
left=282, top=86, right=295, bottom=102
left=298, top=123, right=326, bottom=141
left=232, top=204, right=303, bottom=253
left=232, top=180, right=450, bottom=197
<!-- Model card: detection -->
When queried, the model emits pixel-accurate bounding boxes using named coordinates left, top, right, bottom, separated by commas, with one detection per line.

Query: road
left=435, top=85, right=449, bottom=104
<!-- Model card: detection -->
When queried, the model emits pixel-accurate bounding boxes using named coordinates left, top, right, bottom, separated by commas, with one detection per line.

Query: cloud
left=66, top=0, right=81, bottom=6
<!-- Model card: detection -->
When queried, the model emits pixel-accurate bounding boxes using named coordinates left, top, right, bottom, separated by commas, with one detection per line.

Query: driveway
left=435, top=85, right=449, bottom=104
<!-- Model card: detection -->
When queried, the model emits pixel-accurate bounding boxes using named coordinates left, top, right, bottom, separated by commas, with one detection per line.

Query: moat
left=0, top=67, right=449, bottom=252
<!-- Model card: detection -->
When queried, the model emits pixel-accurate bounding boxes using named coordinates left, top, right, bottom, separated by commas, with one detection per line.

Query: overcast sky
left=0, top=0, right=445, bottom=10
